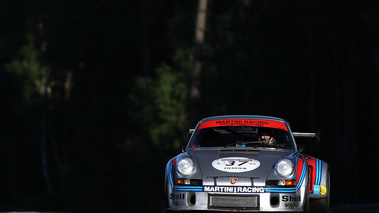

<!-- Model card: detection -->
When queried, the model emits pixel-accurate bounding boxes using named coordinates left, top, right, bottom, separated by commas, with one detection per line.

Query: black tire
left=309, top=170, right=330, bottom=213
left=303, top=179, right=310, bottom=213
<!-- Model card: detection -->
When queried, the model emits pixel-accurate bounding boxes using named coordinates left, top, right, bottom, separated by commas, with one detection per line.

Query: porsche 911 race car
left=165, top=115, right=330, bottom=212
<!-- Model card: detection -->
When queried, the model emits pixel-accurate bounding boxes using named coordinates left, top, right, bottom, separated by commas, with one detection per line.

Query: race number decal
left=212, top=157, right=260, bottom=173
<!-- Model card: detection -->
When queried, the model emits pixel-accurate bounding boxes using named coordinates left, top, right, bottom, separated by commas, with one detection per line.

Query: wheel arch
left=308, top=157, right=330, bottom=199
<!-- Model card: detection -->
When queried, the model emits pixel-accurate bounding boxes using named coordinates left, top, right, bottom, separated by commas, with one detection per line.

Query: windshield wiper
left=224, top=141, right=261, bottom=147
left=224, top=141, right=291, bottom=149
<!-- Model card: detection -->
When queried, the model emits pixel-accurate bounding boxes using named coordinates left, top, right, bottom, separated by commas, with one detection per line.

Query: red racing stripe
left=304, top=155, right=316, bottom=193
left=295, top=157, right=304, bottom=184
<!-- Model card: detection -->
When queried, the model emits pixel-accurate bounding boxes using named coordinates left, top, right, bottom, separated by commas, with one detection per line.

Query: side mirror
left=187, top=128, right=195, bottom=139
left=179, top=143, right=186, bottom=152
left=180, top=129, right=195, bottom=152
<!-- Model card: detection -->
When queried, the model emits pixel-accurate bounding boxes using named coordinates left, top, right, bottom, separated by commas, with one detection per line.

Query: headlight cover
left=276, top=159, right=294, bottom=178
left=177, top=158, right=195, bottom=177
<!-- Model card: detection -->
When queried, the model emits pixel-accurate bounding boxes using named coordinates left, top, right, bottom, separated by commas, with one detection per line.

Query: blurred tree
left=6, top=30, right=54, bottom=193
left=191, top=0, right=208, bottom=126
left=124, top=63, right=189, bottom=212
left=128, top=63, right=189, bottom=152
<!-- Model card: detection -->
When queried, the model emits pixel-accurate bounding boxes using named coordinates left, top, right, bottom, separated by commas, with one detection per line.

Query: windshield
left=189, top=126, right=295, bottom=149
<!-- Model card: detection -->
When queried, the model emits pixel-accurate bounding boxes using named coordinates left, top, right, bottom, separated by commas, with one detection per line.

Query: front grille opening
left=309, top=165, right=314, bottom=193
left=187, top=192, right=196, bottom=206
left=270, top=193, right=279, bottom=207
left=208, top=194, right=259, bottom=210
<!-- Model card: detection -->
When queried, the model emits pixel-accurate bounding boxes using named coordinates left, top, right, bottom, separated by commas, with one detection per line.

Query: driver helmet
left=258, top=133, right=275, bottom=145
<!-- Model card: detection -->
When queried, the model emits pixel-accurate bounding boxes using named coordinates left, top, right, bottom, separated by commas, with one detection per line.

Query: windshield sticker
left=212, top=157, right=260, bottom=173
left=197, top=119, right=288, bottom=131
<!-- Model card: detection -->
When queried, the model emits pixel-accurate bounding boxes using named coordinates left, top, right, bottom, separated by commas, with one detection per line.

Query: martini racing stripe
left=174, top=186, right=266, bottom=193
left=266, top=160, right=307, bottom=193
left=315, top=159, right=322, bottom=185
left=175, top=186, right=203, bottom=192
left=290, top=152, right=303, bottom=180
left=311, top=158, right=323, bottom=194
left=174, top=162, right=306, bottom=194
left=173, top=158, right=307, bottom=194
left=169, top=158, right=176, bottom=189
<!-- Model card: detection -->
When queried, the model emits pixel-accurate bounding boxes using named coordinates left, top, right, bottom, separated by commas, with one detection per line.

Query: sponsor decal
left=212, top=157, right=260, bottom=173
left=230, top=178, right=237, bottom=185
left=313, top=185, right=320, bottom=194
left=170, top=193, right=185, bottom=200
left=282, top=195, right=301, bottom=202
left=204, top=186, right=265, bottom=193
left=320, top=185, right=327, bottom=195
left=285, top=203, right=299, bottom=208
left=282, top=195, right=301, bottom=209
left=197, top=119, right=288, bottom=131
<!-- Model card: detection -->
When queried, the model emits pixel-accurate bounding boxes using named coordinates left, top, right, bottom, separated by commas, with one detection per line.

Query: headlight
left=177, top=158, right=195, bottom=177
left=276, top=159, right=294, bottom=177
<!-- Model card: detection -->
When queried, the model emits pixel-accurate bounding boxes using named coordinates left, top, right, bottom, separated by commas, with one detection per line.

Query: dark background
left=0, top=0, right=378, bottom=212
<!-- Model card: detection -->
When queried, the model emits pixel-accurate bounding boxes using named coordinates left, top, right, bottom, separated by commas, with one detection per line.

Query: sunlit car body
left=165, top=115, right=330, bottom=212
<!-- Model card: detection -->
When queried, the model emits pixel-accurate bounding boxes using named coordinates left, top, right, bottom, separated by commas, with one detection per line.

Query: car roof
left=198, top=115, right=289, bottom=124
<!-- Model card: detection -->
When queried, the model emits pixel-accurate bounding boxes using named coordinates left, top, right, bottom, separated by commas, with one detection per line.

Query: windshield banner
left=197, top=119, right=288, bottom=131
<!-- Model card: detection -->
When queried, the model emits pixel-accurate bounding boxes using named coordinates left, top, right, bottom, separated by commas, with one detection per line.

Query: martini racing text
left=204, top=186, right=265, bottom=193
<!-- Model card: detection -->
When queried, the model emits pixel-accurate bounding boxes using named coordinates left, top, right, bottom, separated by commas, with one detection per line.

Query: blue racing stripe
left=169, top=159, right=175, bottom=189
left=290, top=153, right=302, bottom=180
left=317, top=159, right=322, bottom=185
left=175, top=186, right=203, bottom=192
left=316, top=159, right=319, bottom=185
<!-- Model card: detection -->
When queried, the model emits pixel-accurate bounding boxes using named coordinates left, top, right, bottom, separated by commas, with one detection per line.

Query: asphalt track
left=330, top=203, right=379, bottom=213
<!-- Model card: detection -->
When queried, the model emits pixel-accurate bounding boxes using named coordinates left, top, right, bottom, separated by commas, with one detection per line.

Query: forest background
left=1, top=0, right=379, bottom=212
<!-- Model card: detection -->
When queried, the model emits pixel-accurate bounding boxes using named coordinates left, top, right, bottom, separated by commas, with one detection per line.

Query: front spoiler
left=168, top=185, right=308, bottom=212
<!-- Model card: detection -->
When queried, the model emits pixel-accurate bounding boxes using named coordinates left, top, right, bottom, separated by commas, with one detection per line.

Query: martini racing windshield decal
left=197, top=119, right=288, bottom=131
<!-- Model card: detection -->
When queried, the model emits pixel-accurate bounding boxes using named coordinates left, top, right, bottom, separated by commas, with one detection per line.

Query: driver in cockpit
left=258, top=133, right=276, bottom=145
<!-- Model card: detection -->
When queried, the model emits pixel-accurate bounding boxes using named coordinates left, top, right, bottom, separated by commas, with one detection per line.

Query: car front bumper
left=168, top=183, right=308, bottom=212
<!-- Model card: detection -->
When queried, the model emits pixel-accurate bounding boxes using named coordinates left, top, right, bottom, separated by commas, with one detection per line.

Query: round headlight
left=177, top=158, right=195, bottom=177
left=276, top=159, right=294, bottom=177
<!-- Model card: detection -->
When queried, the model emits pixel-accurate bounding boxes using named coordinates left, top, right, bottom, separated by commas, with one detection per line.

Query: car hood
left=188, top=148, right=294, bottom=186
